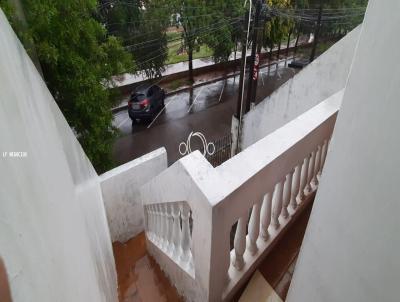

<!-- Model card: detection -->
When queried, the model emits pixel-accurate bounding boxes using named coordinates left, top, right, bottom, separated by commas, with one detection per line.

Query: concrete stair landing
left=113, top=233, right=182, bottom=302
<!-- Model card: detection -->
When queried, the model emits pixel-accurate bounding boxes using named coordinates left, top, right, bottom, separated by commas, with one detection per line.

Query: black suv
left=128, top=85, right=165, bottom=124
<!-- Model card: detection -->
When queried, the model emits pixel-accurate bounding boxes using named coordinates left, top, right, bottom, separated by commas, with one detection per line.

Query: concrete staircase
left=113, top=199, right=313, bottom=302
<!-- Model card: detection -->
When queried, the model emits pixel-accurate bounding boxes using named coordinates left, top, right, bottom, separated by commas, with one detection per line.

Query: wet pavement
left=113, top=233, right=182, bottom=302
left=112, top=60, right=299, bottom=166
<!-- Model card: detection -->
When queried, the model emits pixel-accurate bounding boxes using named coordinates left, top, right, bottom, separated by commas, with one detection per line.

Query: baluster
left=149, top=205, right=155, bottom=241
left=165, top=204, right=174, bottom=255
left=161, top=204, right=169, bottom=250
left=157, top=204, right=163, bottom=246
left=171, top=203, right=181, bottom=259
left=146, top=206, right=152, bottom=239
left=188, top=210, right=194, bottom=272
left=260, top=192, right=273, bottom=241
left=305, top=150, right=316, bottom=194
left=154, top=204, right=162, bottom=245
left=313, top=145, right=322, bottom=186
left=271, top=179, right=284, bottom=229
left=156, top=205, right=161, bottom=242
left=248, top=202, right=261, bottom=255
left=299, top=155, right=310, bottom=202
left=319, top=139, right=329, bottom=176
left=180, top=203, right=192, bottom=264
left=281, top=170, right=294, bottom=219
left=291, top=163, right=302, bottom=210
left=152, top=205, right=157, bottom=241
left=232, top=213, right=247, bottom=270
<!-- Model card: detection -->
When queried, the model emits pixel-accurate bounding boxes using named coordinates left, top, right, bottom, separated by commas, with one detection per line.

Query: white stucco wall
left=0, top=10, right=117, bottom=302
left=100, top=148, right=167, bottom=243
left=241, top=25, right=361, bottom=149
left=287, top=1, right=400, bottom=301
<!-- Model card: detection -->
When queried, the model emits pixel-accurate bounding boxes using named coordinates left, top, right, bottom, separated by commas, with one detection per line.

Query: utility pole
left=245, top=0, right=263, bottom=111
left=235, top=10, right=250, bottom=119
left=310, top=1, right=323, bottom=62
left=232, top=2, right=252, bottom=156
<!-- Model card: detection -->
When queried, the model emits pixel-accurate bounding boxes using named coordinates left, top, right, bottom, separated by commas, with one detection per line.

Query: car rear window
left=131, top=93, right=146, bottom=102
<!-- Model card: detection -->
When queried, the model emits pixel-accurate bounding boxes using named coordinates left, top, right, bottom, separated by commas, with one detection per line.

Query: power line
left=105, top=13, right=228, bottom=28
left=126, top=20, right=242, bottom=72
left=123, top=17, right=242, bottom=49
left=134, top=20, right=241, bottom=63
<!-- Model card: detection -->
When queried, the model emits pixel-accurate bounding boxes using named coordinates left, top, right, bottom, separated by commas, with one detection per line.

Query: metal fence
left=206, top=133, right=232, bottom=167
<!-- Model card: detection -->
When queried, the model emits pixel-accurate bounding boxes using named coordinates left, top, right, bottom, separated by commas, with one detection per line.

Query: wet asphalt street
left=112, top=60, right=299, bottom=166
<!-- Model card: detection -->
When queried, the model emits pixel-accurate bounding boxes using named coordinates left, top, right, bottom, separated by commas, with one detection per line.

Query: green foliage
left=262, top=0, right=367, bottom=51
left=295, top=0, right=368, bottom=35
left=167, top=0, right=244, bottom=74
left=102, top=1, right=246, bottom=75
left=1, top=0, right=132, bottom=173
left=201, top=0, right=244, bottom=63
left=263, top=0, right=294, bottom=50
left=99, top=0, right=169, bottom=79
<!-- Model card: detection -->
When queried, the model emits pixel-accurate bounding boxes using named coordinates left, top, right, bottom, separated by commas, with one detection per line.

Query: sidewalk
left=111, top=37, right=311, bottom=89
left=112, top=50, right=250, bottom=89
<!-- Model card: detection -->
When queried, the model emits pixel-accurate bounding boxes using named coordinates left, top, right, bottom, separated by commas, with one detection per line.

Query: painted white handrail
left=140, top=91, right=342, bottom=301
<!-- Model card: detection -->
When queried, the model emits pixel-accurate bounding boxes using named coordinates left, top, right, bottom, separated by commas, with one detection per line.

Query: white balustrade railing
left=140, top=92, right=342, bottom=301
left=222, top=138, right=330, bottom=301
left=144, top=201, right=194, bottom=277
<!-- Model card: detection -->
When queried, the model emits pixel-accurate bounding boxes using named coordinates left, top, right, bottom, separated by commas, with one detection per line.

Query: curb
left=111, top=57, right=295, bottom=114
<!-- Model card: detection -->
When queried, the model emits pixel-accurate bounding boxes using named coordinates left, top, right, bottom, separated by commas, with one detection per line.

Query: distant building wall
left=287, top=1, right=400, bottom=301
left=0, top=10, right=117, bottom=302
left=100, top=148, right=167, bottom=243
left=241, top=25, right=361, bottom=149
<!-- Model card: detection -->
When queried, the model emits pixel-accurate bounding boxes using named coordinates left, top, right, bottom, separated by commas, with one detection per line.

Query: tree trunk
left=269, top=45, right=273, bottom=63
left=294, top=31, right=300, bottom=58
left=234, top=38, right=237, bottom=62
left=188, top=44, right=194, bottom=83
left=286, top=29, right=292, bottom=60
left=189, top=86, right=194, bottom=107
left=277, top=38, right=282, bottom=63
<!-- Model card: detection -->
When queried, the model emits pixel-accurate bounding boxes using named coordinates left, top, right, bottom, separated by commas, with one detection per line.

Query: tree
left=202, top=0, right=244, bottom=64
left=1, top=0, right=132, bottom=173
left=262, top=0, right=294, bottom=63
left=169, top=0, right=244, bottom=82
left=295, top=0, right=367, bottom=38
left=170, top=0, right=208, bottom=83
left=99, top=0, right=170, bottom=79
